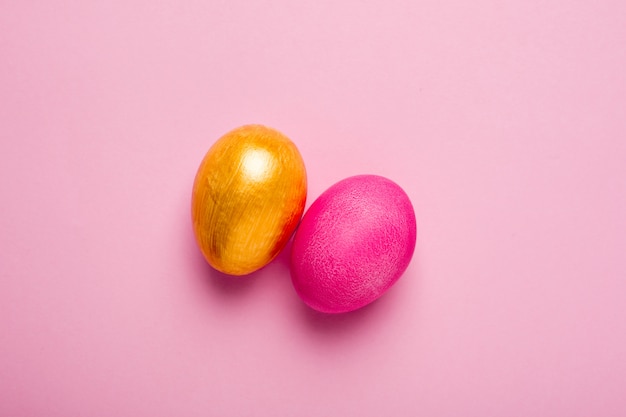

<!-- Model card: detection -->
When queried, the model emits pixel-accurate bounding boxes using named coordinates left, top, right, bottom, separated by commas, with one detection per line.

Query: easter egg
left=290, top=175, right=416, bottom=313
left=192, top=125, right=307, bottom=276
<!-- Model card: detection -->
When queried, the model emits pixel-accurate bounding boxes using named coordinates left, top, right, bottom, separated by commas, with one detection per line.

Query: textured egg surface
left=192, top=125, right=307, bottom=276
left=291, top=175, right=416, bottom=313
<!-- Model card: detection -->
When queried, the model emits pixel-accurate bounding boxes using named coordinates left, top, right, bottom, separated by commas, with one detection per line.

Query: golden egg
left=191, top=125, right=307, bottom=276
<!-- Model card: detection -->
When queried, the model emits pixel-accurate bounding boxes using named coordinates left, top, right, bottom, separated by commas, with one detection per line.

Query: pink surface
left=291, top=175, right=416, bottom=313
left=1, top=1, right=625, bottom=416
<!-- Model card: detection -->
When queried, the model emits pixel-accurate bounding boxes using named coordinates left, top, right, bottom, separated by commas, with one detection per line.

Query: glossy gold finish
left=192, top=125, right=307, bottom=275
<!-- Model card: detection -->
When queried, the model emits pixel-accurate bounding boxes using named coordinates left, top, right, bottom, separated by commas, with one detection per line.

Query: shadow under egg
left=186, top=220, right=259, bottom=297
left=295, top=284, right=391, bottom=336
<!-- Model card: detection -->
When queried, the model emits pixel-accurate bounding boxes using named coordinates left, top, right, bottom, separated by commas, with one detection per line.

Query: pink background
left=1, top=1, right=625, bottom=416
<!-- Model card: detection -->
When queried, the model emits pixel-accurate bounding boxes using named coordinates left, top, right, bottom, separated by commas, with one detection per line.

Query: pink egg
left=290, top=175, right=417, bottom=313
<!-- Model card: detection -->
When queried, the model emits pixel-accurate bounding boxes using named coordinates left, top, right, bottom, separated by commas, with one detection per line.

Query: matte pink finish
left=2, top=1, right=626, bottom=416
left=291, top=175, right=416, bottom=313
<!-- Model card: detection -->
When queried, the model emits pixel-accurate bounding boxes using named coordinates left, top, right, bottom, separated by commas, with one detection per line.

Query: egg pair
left=192, top=125, right=416, bottom=313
